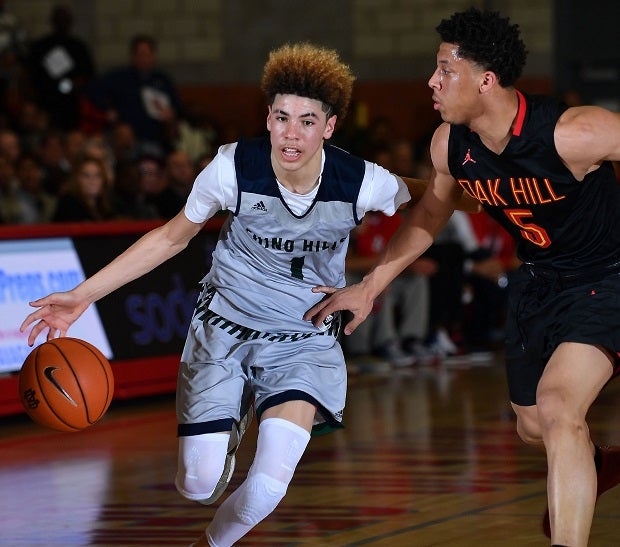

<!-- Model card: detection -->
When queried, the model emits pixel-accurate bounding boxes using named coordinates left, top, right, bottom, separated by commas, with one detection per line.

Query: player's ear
left=266, top=105, right=273, bottom=132
left=480, top=70, right=498, bottom=93
left=323, top=114, right=337, bottom=140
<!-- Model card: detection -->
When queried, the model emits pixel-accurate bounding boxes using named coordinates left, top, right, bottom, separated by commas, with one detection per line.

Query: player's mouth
left=281, top=147, right=302, bottom=160
left=432, top=95, right=441, bottom=110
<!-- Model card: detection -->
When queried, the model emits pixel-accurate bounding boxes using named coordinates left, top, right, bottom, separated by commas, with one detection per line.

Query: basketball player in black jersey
left=308, top=7, right=620, bottom=546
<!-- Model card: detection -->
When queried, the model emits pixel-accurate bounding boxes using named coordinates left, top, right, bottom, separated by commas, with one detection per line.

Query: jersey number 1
left=290, top=256, right=305, bottom=279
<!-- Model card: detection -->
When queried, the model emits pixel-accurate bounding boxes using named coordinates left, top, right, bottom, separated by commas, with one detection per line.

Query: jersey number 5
left=504, top=209, right=551, bottom=248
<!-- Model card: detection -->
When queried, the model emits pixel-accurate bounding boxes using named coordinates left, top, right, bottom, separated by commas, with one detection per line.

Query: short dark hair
left=436, top=7, right=527, bottom=87
left=130, top=34, right=156, bottom=53
left=260, top=42, right=355, bottom=121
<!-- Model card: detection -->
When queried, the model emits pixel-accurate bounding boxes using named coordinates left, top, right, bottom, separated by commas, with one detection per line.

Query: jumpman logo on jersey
left=462, top=148, right=477, bottom=165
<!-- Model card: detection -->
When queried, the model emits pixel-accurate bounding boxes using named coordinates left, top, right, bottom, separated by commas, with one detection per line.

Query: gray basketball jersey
left=187, top=136, right=408, bottom=333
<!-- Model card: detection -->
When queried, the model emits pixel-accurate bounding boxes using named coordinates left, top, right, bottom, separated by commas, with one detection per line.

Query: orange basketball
left=18, top=337, right=114, bottom=432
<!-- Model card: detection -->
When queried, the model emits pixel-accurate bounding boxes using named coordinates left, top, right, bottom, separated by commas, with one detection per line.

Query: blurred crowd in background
left=0, top=3, right=534, bottom=369
left=0, top=3, right=218, bottom=226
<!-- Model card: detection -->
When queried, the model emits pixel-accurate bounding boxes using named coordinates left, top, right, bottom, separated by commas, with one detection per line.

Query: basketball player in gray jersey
left=20, top=43, right=477, bottom=546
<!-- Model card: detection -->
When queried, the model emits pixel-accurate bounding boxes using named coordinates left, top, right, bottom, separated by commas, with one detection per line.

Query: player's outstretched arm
left=20, top=210, right=205, bottom=345
left=306, top=124, right=459, bottom=335
left=305, top=205, right=439, bottom=335
left=306, top=183, right=454, bottom=333
left=401, top=177, right=480, bottom=213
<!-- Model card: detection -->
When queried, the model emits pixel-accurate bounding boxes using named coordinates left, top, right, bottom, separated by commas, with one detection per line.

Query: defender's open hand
left=304, top=283, right=375, bottom=335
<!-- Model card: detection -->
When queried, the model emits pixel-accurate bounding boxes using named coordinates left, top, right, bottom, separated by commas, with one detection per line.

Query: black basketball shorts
left=505, top=262, right=620, bottom=406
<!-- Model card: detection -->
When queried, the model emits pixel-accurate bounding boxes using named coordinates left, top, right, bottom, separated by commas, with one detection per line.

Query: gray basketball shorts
left=176, top=285, right=346, bottom=437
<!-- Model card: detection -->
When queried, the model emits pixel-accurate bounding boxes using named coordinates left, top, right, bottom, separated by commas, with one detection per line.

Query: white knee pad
left=235, top=472, right=287, bottom=526
left=233, top=417, right=310, bottom=526
left=175, top=432, right=229, bottom=501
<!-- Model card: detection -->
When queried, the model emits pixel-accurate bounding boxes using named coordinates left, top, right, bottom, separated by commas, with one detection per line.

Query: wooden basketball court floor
left=2, top=353, right=620, bottom=546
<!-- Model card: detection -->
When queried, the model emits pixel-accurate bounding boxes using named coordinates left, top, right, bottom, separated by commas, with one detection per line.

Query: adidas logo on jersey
left=251, top=201, right=268, bottom=212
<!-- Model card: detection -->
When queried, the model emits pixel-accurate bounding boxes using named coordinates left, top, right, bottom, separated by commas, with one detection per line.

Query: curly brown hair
left=261, top=42, right=355, bottom=121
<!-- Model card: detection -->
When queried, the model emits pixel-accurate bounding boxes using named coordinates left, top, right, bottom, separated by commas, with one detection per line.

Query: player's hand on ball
left=20, top=291, right=90, bottom=346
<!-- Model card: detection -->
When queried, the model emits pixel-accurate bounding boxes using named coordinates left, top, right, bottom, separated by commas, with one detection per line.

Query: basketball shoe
left=373, top=340, right=417, bottom=368
left=542, top=445, right=620, bottom=537
left=198, top=404, right=254, bottom=506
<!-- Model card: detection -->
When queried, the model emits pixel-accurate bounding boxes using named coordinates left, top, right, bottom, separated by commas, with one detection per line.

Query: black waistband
left=522, top=261, right=620, bottom=287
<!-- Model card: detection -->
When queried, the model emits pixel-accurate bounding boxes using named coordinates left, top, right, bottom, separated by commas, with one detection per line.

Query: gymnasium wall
left=554, top=0, right=620, bottom=110
left=10, top=0, right=553, bottom=82
left=9, top=0, right=555, bottom=145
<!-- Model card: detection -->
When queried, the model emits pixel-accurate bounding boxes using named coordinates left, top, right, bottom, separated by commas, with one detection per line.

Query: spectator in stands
left=344, top=210, right=438, bottom=368
left=136, top=154, right=185, bottom=219
left=423, top=213, right=468, bottom=357
left=424, top=208, right=517, bottom=360
left=164, top=149, right=196, bottom=203
left=35, top=130, right=71, bottom=195
left=14, top=154, right=57, bottom=223
left=412, top=131, right=470, bottom=357
left=0, top=0, right=28, bottom=124
left=0, top=128, right=21, bottom=165
left=13, top=101, right=48, bottom=152
left=388, top=139, right=417, bottom=178
left=0, top=153, right=55, bottom=224
left=0, top=153, right=24, bottom=223
left=109, top=122, right=139, bottom=164
left=107, top=154, right=185, bottom=221
left=85, top=34, right=183, bottom=158
left=52, top=157, right=117, bottom=221
left=343, top=145, right=438, bottom=368
left=62, top=128, right=86, bottom=169
left=112, top=159, right=158, bottom=220
left=461, top=211, right=520, bottom=352
left=27, top=4, right=96, bottom=131
left=175, top=101, right=218, bottom=163
left=80, top=134, right=115, bottom=182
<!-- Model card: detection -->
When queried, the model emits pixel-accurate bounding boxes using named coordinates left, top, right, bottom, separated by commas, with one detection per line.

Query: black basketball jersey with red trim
left=447, top=90, right=620, bottom=271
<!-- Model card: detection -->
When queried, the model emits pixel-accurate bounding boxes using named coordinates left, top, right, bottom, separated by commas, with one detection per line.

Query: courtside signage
left=0, top=238, right=112, bottom=373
